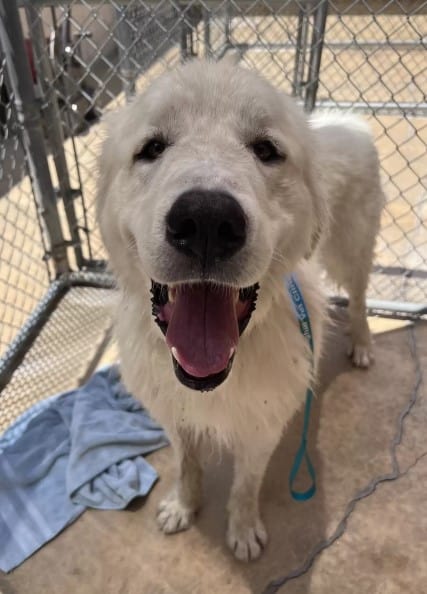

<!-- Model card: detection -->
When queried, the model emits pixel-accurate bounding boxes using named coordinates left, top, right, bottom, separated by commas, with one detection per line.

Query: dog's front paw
left=348, top=342, right=374, bottom=368
left=157, top=495, right=195, bottom=534
left=226, top=517, right=268, bottom=562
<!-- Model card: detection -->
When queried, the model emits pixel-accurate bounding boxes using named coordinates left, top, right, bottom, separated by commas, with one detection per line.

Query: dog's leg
left=346, top=268, right=373, bottom=368
left=157, top=428, right=202, bottom=534
left=324, top=239, right=375, bottom=368
left=227, top=432, right=280, bottom=562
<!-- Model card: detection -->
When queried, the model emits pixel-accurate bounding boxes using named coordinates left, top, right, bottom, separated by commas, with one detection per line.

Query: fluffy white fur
left=97, top=58, right=384, bottom=561
left=310, top=110, right=385, bottom=366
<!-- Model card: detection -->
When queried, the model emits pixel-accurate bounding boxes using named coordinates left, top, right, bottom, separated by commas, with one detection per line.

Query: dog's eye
left=251, top=140, right=284, bottom=164
left=134, top=139, right=167, bottom=162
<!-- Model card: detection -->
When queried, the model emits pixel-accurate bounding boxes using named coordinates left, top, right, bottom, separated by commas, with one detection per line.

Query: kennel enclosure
left=0, top=0, right=426, bottom=425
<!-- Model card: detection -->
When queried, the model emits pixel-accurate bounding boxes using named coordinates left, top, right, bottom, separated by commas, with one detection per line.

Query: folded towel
left=0, top=365, right=168, bottom=572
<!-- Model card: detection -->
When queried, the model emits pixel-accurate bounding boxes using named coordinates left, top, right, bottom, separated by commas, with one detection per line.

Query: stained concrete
left=1, top=316, right=426, bottom=594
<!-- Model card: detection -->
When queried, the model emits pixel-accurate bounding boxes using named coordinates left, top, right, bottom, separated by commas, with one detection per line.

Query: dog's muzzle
left=149, top=189, right=258, bottom=392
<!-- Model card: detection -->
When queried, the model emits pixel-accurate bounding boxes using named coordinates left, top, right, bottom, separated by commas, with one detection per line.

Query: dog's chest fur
left=115, top=261, right=325, bottom=447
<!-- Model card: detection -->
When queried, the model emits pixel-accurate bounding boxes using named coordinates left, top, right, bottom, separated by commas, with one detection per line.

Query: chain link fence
left=1, top=0, right=426, bottom=424
left=0, top=49, right=51, bottom=356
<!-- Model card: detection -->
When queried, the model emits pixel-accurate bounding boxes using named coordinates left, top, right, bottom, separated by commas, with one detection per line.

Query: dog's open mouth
left=151, top=281, right=259, bottom=392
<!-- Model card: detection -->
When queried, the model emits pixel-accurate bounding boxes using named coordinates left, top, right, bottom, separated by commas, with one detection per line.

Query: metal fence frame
left=1, top=0, right=427, bottom=394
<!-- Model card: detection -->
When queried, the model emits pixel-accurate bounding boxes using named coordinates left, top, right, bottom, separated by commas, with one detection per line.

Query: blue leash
left=285, top=275, right=316, bottom=502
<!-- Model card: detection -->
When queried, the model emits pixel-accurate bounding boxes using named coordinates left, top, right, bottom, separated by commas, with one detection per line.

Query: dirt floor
left=1, top=315, right=426, bottom=594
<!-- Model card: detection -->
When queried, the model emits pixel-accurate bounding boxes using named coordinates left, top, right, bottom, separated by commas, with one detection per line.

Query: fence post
left=292, top=5, right=310, bottom=98
left=203, top=8, right=211, bottom=58
left=0, top=0, right=70, bottom=275
left=304, top=0, right=329, bottom=112
left=25, top=5, right=85, bottom=269
left=224, top=0, right=232, bottom=49
left=115, top=5, right=136, bottom=101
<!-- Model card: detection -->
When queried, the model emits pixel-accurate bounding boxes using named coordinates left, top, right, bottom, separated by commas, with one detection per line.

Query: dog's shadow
left=195, top=312, right=353, bottom=594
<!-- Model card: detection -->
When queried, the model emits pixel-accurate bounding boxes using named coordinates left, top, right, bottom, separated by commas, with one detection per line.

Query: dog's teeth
left=229, top=347, right=235, bottom=358
left=235, top=291, right=239, bottom=304
left=169, top=288, right=176, bottom=303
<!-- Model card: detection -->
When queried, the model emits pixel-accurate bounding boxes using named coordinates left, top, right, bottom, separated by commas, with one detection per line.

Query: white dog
left=97, top=57, right=384, bottom=561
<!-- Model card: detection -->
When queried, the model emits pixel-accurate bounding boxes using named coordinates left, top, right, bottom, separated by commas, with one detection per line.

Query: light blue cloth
left=0, top=365, right=168, bottom=572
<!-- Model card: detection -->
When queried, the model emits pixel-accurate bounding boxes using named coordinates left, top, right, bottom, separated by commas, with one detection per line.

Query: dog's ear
left=96, top=103, right=134, bottom=215
left=278, top=92, right=329, bottom=259
left=303, top=148, right=330, bottom=259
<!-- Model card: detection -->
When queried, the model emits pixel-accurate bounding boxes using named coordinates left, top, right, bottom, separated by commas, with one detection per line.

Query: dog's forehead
left=140, top=62, right=284, bottom=132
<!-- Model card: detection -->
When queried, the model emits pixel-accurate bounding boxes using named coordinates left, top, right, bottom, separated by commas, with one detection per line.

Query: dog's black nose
left=166, top=189, right=246, bottom=267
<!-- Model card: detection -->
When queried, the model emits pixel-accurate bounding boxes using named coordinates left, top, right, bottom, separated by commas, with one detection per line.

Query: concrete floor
left=1, top=315, right=426, bottom=594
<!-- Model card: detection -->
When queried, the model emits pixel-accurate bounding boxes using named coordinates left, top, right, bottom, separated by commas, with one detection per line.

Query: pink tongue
left=166, top=285, right=238, bottom=378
